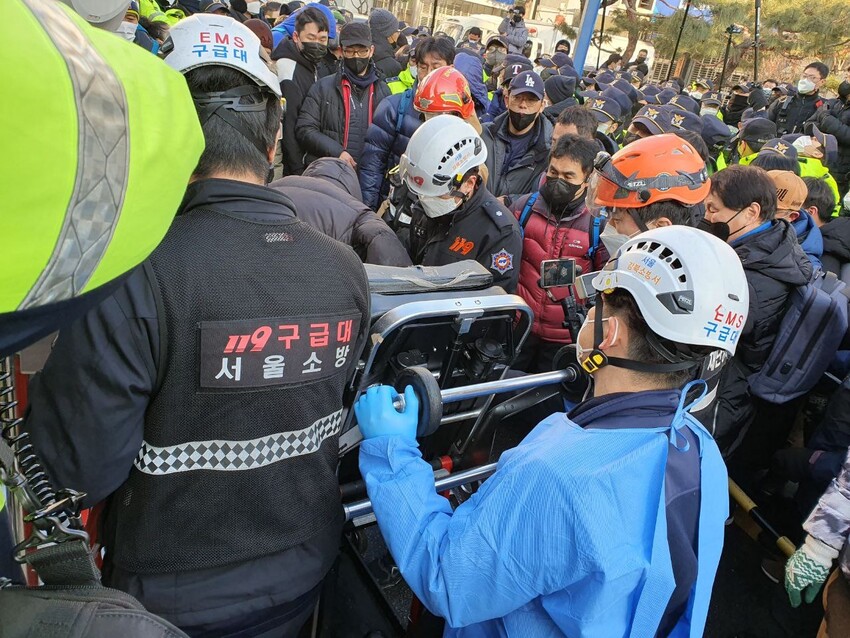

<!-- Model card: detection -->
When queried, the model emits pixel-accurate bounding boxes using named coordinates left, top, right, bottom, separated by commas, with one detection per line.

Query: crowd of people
left=5, top=0, right=850, bottom=636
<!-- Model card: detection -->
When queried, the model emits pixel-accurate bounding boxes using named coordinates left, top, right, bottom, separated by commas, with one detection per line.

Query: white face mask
left=116, top=21, right=136, bottom=41
left=690, top=91, right=704, bottom=101
left=798, top=77, right=816, bottom=95
left=700, top=107, right=718, bottom=117
left=419, top=194, right=459, bottom=218
left=409, top=64, right=418, bottom=79
left=600, top=223, right=634, bottom=256
left=597, top=122, right=611, bottom=135
left=844, top=190, right=850, bottom=213
left=576, top=316, right=618, bottom=367
left=247, top=0, right=261, bottom=12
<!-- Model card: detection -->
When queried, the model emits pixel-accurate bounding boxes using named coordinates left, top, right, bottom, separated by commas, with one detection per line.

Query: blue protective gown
left=358, top=385, right=727, bottom=637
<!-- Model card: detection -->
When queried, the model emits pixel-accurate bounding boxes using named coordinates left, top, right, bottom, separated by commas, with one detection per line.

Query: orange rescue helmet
left=413, top=66, right=475, bottom=119
left=588, top=133, right=710, bottom=211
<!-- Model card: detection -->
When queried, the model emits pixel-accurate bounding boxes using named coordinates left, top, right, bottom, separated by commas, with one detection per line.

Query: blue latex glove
left=355, top=384, right=420, bottom=441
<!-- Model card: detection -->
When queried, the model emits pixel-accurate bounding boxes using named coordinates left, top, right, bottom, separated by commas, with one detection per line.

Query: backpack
left=518, top=192, right=602, bottom=262
left=748, top=272, right=850, bottom=404
left=395, top=87, right=413, bottom=134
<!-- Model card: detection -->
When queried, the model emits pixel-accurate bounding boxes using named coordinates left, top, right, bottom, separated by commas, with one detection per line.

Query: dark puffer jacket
left=358, top=89, right=423, bottom=210
left=295, top=65, right=391, bottom=165
left=768, top=91, right=825, bottom=136
left=482, top=112, right=553, bottom=203
left=812, top=97, right=850, bottom=189
left=714, top=221, right=813, bottom=452
left=269, top=158, right=412, bottom=266
left=821, top=217, right=850, bottom=276
left=272, top=38, right=326, bottom=175
left=371, top=37, right=402, bottom=80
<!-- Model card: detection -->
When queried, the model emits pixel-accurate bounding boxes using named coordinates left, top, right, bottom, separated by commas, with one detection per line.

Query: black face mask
left=623, top=132, right=641, bottom=146
left=698, top=208, right=745, bottom=242
left=540, top=177, right=583, bottom=211
left=300, top=41, right=327, bottom=63
left=344, top=56, right=371, bottom=76
left=541, top=69, right=554, bottom=81
left=508, top=109, right=538, bottom=131
left=511, top=14, right=521, bottom=23
left=839, top=81, right=850, bottom=99
left=729, top=94, right=748, bottom=108
left=636, top=56, right=646, bottom=63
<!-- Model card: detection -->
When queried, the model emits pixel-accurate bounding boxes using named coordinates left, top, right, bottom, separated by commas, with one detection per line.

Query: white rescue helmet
left=61, top=0, right=127, bottom=31
left=399, top=115, right=488, bottom=197
left=162, top=14, right=282, bottom=97
left=591, top=226, right=749, bottom=357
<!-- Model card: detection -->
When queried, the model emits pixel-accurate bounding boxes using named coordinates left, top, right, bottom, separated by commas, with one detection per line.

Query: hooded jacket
left=482, top=112, right=553, bottom=204
left=272, top=2, right=337, bottom=49
left=371, top=36, right=402, bottom=80
left=273, top=37, right=327, bottom=175
left=454, top=52, right=490, bottom=117
left=792, top=211, right=824, bottom=272
left=821, top=217, right=850, bottom=276
left=269, top=158, right=411, bottom=267
left=713, top=221, right=813, bottom=451
left=811, top=96, right=850, bottom=186
left=497, top=16, right=528, bottom=54
left=511, top=191, right=609, bottom=342
left=358, top=89, right=424, bottom=210
left=542, top=76, right=578, bottom=122
left=295, top=64, right=391, bottom=164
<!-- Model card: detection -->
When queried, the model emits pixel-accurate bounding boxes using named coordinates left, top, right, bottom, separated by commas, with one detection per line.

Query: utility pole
left=430, top=0, right=438, bottom=31
left=667, top=0, right=691, bottom=81
left=595, top=0, right=608, bottom=69
left=753, top=0, right=762, bottom=81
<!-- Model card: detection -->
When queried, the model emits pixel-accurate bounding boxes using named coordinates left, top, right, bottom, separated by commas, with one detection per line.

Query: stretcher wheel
left=394, top=366, right=443, bottom=437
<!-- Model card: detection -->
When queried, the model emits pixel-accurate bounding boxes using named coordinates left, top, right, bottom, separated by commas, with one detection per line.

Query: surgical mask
left=344, top=56, right=371, bottom=76
left=844, top=190, right=850, bottom=213
left=600, top=223, right=634, bottom=256
left=690, top=91, right=704, bottom=101
left=838, top=81, right=850, bottom=99
left=762, top=88, right=772, bottom=98
left=540, top=177, right=582, bottom=211
left=699, top=207, right=745, bottom=242
left=576, top=316, right=618, bottom=368
left=419, top=195, right=459, bottom=218
left=597, top=122, right=612, bottom=135
left=485, top=50, right=506, bottom=68
left=508, top=109, right=538, bottom=131
left=247, top=0, right=261, bottom=12
left=409, top=63, right=418, bottom=79
left=300, top=41, right=327, bottom=63
left=700, top=107, right=718, bottom=117
left=797, top=77, right=816, bottom=95
left=116, top=21, right=136, bottom=41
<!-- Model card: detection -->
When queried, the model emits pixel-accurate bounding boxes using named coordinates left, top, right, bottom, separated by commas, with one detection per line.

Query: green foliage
left=645, top=0, right=850, bottom=64
left=556, top=21, right=578, bottom=40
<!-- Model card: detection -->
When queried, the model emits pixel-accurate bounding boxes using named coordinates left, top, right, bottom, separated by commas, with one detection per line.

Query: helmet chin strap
left=579, top=293, right=702, bottom=376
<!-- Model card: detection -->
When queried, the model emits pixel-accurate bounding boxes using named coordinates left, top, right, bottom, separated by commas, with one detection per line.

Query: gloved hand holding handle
left=355, top=385, right=420, bottom=442
left=785, top=535, right=838, bottom=607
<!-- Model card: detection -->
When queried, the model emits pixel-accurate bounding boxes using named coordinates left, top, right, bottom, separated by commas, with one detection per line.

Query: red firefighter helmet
left=413, top=66, right=475, bottom=119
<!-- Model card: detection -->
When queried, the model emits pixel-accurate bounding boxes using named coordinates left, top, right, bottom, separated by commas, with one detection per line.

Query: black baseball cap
left=509, top=70, right=544, bottom=100
left=340, top=22, right=372, bottom=48
left=735, top=118, right=777, bottom=145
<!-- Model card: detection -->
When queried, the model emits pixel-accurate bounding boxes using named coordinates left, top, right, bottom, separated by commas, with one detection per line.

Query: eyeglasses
left=342, top=47, right=371, bottom=58
left=802, top=73, right=822, bottom=82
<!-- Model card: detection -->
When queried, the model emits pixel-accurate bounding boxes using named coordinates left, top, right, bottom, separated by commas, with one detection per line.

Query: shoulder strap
left=586, top=216, right=601, bottom=261
left=518, top=192, right=539, bottom=238
left=396, top=88, right=413, bottom=134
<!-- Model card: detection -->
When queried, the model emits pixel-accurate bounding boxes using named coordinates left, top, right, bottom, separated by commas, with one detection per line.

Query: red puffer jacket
left=511, top=193, right=609, bottom=342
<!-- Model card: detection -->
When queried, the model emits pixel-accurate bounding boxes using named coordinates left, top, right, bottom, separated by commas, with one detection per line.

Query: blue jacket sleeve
left=22, top=267, right=158, bottom=508
left=359, top=97, right=398, bottom=210
left=358, top=436, right=584, bottom=628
